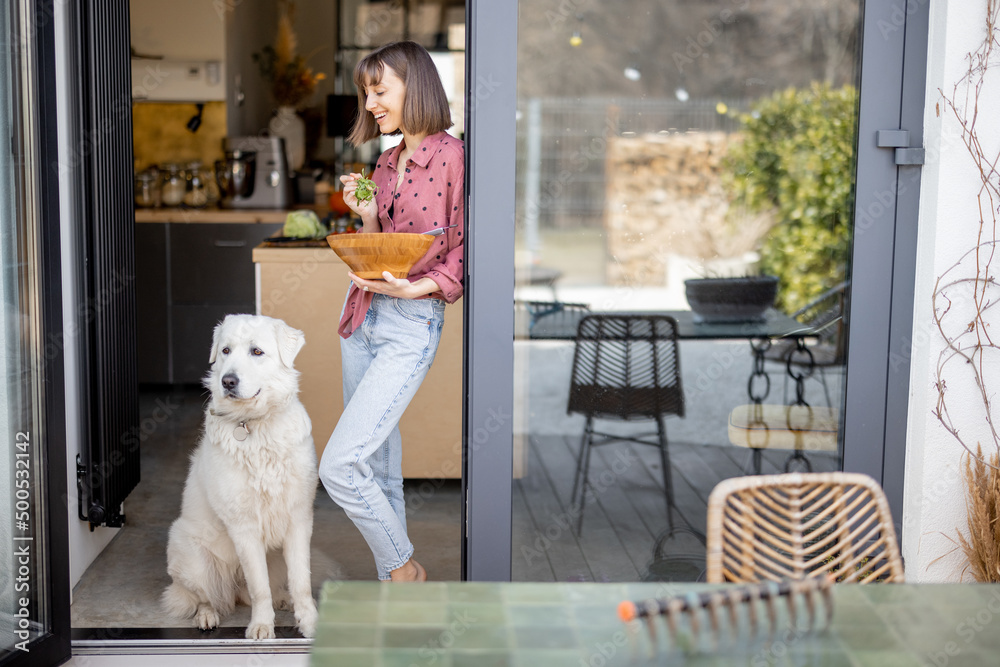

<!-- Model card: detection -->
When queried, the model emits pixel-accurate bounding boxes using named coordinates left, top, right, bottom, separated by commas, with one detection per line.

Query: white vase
left=269, top=106, right=306, bottom=171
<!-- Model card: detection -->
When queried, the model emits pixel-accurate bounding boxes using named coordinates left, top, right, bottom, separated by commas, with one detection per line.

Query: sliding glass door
left=464, top=0, right=928, bottom=580
left=511, top=0, right=866, bottom=583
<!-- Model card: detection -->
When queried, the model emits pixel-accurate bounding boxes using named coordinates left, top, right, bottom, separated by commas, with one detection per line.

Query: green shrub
left=724, top=83, right=857, bottom=313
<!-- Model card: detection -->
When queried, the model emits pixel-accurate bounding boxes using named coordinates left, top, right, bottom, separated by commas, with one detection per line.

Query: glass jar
left=182, top=161, right=212, bottom=208
left=160, top=163, right=186, bottom=207
left=134, top=168, right=161, bottom=208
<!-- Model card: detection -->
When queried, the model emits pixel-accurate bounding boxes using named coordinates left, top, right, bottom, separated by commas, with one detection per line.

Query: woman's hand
left=350, top=271, right=440, bottom=299
left=339, top=173, right=378, bottom=225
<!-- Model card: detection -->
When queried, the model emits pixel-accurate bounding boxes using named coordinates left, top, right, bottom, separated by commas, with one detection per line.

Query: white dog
left=162, top=314, right=319, bottom=639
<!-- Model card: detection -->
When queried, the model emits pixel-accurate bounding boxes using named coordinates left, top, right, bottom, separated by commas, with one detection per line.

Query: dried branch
left=933, top=0, right=1000, bottom=473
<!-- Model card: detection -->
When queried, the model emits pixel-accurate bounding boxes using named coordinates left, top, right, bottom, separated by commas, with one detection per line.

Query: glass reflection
left=513, top=0, right=860, bottom=582
left=0, top=0, right=50, bottom=650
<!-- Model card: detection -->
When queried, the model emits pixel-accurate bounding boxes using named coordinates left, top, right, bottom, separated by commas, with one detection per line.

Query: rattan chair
left=705, top=472, right=904, bottom=584
left=568, top=314, right=685, bottom=533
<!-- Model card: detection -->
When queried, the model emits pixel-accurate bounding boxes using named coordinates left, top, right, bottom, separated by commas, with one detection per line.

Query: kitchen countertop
left=252, top=243, right=341, bottom=264
left=134, top=206, right=326, bottom=224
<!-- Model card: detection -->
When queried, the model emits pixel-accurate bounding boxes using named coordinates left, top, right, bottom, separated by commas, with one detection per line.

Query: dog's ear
left=275, top=320, right=306, bottom=367
left=208, top=318, right=227, bottom=365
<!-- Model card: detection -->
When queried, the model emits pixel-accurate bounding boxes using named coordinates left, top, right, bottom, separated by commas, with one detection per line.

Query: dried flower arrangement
left=253, top=0, right=326, bottom=109
left=955, top=446, right=1000, bottom=582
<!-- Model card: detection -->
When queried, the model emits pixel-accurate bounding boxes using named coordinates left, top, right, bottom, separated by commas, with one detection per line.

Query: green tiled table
left=311, top=581, right=1000, bottom=666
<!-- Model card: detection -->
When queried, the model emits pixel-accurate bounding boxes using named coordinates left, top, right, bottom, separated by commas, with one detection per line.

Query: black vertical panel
left=74, top=0, right=139, bottom=527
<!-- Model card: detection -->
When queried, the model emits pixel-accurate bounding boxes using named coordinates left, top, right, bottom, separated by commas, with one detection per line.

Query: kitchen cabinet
left=253, top=245, right=464, bottom=478
left=335, top=0, right=466, bottom=140
left=130, top=0, right=226, bottom=102
left=337, top=0, right=465, bottom=52
left=134, top=223, right=170, bottom=382
left=135, top=221, right=283, bottom=384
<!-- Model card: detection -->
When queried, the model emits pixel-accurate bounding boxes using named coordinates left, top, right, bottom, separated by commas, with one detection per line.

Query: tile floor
left=311, top=581, right=1000, bottom=666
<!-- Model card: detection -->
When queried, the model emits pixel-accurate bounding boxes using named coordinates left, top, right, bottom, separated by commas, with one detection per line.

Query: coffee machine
left=215, top=136, right=292, bottom=209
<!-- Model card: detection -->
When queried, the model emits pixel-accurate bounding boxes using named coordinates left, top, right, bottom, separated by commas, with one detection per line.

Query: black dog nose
left=221, top=373, right=239, bottom=391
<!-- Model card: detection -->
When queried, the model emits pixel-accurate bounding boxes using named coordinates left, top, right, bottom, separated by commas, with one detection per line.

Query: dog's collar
left=209, top=409, right=252, bottom=441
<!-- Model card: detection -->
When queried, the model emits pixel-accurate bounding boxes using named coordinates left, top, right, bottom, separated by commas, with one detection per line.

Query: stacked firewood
left=604, top=132, right=774, bottom=287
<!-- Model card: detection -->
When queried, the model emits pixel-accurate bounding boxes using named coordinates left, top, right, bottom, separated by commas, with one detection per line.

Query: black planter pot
left=684, top=275, right=779, bottom=323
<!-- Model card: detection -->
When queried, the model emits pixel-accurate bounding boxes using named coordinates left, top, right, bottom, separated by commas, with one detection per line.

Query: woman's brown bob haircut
left=348, top=41, right=453, bottom=146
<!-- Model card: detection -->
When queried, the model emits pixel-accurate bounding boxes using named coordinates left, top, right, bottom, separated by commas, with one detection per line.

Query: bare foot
left=390, top=558, right=428, bottom=582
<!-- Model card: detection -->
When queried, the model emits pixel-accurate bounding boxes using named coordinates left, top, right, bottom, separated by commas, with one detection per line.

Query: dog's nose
left=221, top=373, right=239, bottom=391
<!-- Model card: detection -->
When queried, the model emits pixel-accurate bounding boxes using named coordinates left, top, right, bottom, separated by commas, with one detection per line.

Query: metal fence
left=515, top=97, right=747, bottom=231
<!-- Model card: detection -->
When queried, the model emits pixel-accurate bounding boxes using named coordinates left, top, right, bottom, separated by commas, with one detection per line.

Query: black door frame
left=2, top=0, right=71, bottom=665
left=463, top=0, right=930, bottom=580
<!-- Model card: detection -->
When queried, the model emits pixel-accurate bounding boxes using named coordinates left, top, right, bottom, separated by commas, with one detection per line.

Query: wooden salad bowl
left=326, top=232, right=434, bottom=279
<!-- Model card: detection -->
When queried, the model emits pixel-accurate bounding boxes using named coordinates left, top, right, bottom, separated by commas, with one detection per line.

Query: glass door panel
left=512, top=1, right=861, bottom=582
left=1, top=0, right=69, bottom=663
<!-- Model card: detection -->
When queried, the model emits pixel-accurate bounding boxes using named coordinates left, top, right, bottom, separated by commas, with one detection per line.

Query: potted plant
left=722, top=83, right=857, bottom=314
left=684, top=272, right=779, bottom=323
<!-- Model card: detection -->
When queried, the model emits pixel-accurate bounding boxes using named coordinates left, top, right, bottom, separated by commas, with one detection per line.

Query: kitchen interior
left=71, top=0, right=466, bottom=632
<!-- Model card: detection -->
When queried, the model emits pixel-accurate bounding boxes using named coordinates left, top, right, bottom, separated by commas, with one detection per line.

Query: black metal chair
left=514, top=299, right=590, bottom=338
left=762, top=282, right=848, bottom=407
left=567, top=314, right=685, bottom=534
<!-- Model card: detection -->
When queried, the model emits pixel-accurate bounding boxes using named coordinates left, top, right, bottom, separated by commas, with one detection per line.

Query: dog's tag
left=234, top=422, right=250, bottom=441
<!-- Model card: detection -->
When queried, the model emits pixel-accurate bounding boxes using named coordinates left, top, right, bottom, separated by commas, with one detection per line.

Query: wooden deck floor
left=511, top=434, right=840, bottom=583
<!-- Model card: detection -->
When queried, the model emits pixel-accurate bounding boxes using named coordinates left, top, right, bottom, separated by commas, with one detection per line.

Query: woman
left=319, top=41, right=464, bottom=583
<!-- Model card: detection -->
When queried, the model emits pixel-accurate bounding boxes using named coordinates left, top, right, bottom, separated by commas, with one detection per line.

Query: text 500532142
left=13, top=430, right=33, bottom=652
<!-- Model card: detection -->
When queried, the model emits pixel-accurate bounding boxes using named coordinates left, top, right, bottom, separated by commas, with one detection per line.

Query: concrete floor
left=70, top=386, right=462, bottom=629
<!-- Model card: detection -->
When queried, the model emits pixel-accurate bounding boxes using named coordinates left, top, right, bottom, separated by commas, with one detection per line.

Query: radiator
left=73, top=0, right=140, bottom=529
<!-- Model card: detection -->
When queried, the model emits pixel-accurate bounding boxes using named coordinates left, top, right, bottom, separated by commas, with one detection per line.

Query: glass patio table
left=524, top=306, right=809, bottom=341
left=522, top=306, right=813, bottom=406
left=310, top=580, right=999, bottom=666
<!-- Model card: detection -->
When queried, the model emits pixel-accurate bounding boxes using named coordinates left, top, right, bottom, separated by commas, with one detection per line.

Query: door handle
left=214, top=240, right=246, bottom=248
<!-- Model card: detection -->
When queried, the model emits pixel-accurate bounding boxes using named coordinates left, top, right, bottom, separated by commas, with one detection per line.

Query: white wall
left=903, top=0, right=1000, bottom=581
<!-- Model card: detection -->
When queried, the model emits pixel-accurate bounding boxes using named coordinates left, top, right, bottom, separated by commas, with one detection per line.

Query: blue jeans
left=319, top=293, right=446, bottom=579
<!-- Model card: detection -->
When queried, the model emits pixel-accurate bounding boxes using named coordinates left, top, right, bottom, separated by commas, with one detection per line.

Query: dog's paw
left=245, top=621, right=276, bottom=640
left=295, top=602, right=318, bottom=638
left=196, top=605, right=220, bottom=631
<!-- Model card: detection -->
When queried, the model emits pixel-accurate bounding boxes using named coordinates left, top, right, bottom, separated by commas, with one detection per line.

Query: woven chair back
left=568, top=314, right=684, bottom=420
left=706, top=472, right=904, bottom=584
